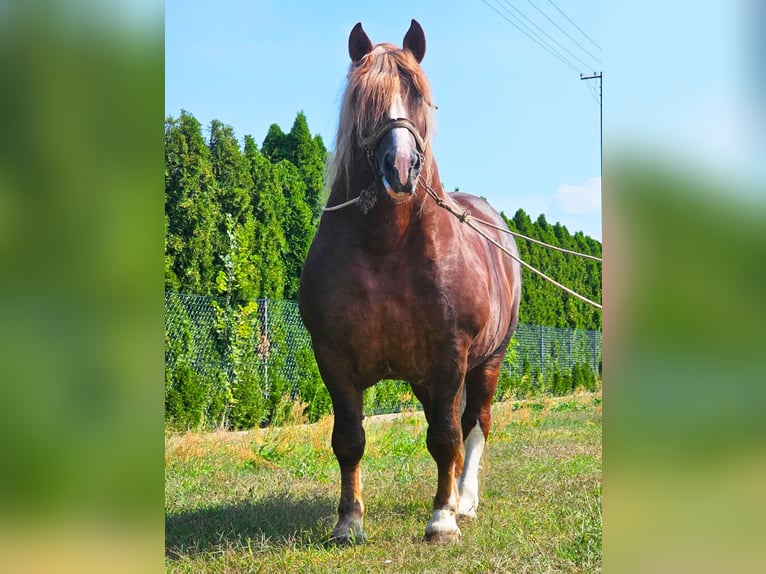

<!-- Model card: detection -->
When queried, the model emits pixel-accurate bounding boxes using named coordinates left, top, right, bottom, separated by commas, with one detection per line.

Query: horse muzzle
left=381, top=147, right=422, bottom=198
left=362, top=117, right=426, bottom=201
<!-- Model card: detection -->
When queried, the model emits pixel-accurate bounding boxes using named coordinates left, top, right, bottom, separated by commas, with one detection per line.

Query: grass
left=165, top=392, right=601, bottom=573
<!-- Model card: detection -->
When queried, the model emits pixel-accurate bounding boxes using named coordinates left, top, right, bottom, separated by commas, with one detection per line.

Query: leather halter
left=359, top=117, right=427, bottom=179
left=359, top=117, right=427, bottom=155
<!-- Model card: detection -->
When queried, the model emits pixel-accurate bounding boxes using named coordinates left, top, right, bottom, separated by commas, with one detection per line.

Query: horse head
left=333, top=20, right=435, bottom=203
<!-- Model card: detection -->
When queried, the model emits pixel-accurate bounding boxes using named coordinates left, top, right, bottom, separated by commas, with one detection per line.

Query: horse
left=298, top=19, right=521, bottom=544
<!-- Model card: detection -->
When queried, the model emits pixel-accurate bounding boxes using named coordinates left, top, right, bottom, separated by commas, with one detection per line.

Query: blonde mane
left=329, top=43, right=436, bottom=199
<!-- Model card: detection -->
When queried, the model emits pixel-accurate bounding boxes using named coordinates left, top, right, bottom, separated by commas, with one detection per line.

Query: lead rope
left=420, top=183, right=603, bottom=310
left=322, top=196, right=361, bottom=212
left=467, top=218, right=602, bottom=262
left=322, top=184, right=603, bottom=310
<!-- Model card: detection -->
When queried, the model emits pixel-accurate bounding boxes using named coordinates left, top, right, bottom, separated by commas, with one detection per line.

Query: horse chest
left=333, top=255, right=478, bottom=361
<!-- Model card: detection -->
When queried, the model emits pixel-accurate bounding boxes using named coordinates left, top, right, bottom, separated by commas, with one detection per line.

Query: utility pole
left=580, top=72, right=602, bottom=178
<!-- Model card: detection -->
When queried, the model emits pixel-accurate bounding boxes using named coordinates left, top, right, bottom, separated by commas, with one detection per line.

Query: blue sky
left=166, top=1, right=603, bottom=240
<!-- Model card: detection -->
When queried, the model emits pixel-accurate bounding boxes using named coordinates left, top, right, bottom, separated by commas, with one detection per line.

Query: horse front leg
left=324, top=376, right=366, bottom=545
left=423, top=374, right=465, bottom=543
left=313, top=346, right=368, bottom=545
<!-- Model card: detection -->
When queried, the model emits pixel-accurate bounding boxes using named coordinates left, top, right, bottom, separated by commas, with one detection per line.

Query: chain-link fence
left=496, top=322, right=602, bottom=400
left=165, top=292, right=601, bottom=428
left=513, top=322, right=601, bottom=378
left=165, top=292, right=313, bottom=392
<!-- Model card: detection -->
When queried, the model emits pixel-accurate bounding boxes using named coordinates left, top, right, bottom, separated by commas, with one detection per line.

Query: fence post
left=594, top=330, right=599, bottom=376
left=539, top=325, right=545, bottom=381
left=263, top=298, right=269, bottom=395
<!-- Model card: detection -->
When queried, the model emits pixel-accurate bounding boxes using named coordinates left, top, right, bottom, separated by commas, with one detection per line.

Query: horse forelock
left=330, top=43, right=436, bottom=198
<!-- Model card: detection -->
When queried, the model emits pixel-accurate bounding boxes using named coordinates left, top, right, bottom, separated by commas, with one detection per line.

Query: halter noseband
left=360, top=117, right=427, bottom=155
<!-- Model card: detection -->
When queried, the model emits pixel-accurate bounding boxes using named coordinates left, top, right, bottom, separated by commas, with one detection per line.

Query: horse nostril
left=383, top=152, right=395, bottom=172
left=412, top=152, right=422, bottom=172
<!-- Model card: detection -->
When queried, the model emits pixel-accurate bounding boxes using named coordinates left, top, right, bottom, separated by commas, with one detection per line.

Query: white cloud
left=554, top=177, right=602, bottom=214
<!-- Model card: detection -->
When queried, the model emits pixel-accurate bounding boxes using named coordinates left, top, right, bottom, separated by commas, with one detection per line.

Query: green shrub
left=365, top=380, right=419, bottom=415
left=294, top=346, right=331, bottom=422
left=165, top=364, right=207, bottom=429
left=165, top=293, right=224, bottom=429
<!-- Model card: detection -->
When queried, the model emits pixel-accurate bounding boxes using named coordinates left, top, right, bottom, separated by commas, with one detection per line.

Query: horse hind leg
left=457, top=423, right=484, bottom=518
left=422, top=372, right=465, bottom=544
left=457, top=355, right=503, bottom=518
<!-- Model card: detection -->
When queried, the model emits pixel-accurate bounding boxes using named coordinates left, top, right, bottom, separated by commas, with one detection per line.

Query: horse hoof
left=425, top=508, right=462, bottom=543
left=329, top=529, right=367, bottom=546
left=423, top=529, right=462, bottom=544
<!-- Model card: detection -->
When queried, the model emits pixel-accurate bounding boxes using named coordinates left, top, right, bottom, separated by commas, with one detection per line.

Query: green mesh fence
left=165, top=292, right=601, bottom=428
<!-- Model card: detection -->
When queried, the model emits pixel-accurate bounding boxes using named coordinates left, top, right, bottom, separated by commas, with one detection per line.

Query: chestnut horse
left=298, top=20, right=521, bottom=544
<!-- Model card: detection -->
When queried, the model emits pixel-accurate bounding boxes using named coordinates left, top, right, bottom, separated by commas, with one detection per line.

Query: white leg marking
left=427, top=508, right=459, bottom=534
left=458, top=421, right=485, bottom=518
left=426, top=484, right=460, bottom=536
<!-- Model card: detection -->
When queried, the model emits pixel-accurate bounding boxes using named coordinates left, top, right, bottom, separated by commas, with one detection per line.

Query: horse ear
left=402, top=19, right=426, bottom=63
left=349, top=22, right=373, bottom=64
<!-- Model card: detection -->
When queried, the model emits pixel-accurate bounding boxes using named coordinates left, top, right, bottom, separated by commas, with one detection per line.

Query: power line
left=590, top=83, right=600, bottom=104
left=586, top=79, right=600, bottom=105
left=500, top=2, right=585, bottom=71
left=484, top=0, right=581, bottom=72
left=547, top=0, right=602, bottom=51
left=498, top=0, right=596, bottom=71
left=480, top=0, right=581, bottom=73
left=493, top=0, right=567, bottom=58
left=526, top=0, right=601, bottom=65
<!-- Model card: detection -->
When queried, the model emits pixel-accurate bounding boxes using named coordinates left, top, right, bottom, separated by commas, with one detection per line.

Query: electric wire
left=498, top=0, right=597, bottom=71
left=547, top=0, right=602, bottom=51
left=586, top=80, right=600, bottom=105
left=492, top=0, right=567, bottom=59
left=526, top=0, right=601, bottom=65
left=480, top=0, right=581, bottom=73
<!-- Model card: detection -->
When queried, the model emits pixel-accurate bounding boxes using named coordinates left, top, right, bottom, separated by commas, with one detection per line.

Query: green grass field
left=165, top=392, right=601, bottom=573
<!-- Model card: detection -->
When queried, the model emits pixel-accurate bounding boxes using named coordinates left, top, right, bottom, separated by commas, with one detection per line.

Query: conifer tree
left=503, top=209, right=601, bottom=330
left=244, top=135, right=287, bottom=300
left=164, top=111, right=220, bottom=295
left=263, top=113, right=328, bottom=219
left=207, top=120, right=260, bottom=304
left=208, top=120, right=251, bottom=224
left=274, top=159, right=313, bottom=299
left=285, top=112, right=327, bottom=219
left=261, top=123, right=289, bottom=162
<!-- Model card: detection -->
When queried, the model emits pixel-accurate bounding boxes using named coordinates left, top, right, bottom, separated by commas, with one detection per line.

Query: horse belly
left=460, top=265, right=516, bottom=369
